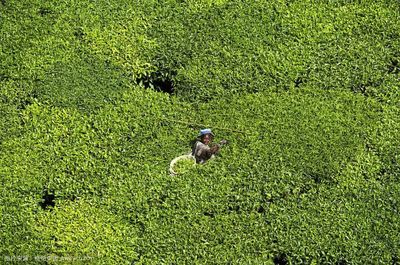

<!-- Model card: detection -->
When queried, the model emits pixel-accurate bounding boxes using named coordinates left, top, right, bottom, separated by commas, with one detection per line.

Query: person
left=191, top=129, right=227, bottom=164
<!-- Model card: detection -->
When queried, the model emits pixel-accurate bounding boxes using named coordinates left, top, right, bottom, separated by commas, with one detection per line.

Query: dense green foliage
left=1, top=0, right=399, bottom=264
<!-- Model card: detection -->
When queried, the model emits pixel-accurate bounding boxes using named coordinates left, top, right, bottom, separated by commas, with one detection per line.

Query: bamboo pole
left=160, top=117, right=249, bottom=134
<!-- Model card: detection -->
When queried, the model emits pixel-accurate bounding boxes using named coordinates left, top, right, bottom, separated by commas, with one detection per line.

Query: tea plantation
left=1, top=0, right=399, bottom=264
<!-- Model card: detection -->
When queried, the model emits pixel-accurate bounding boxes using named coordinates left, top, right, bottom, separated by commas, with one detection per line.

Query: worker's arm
left=208, top=139, right=227, bottom=155
left=194, top=142, right=213, bottom=163
left=210, top=144, right=220, bottom=154
left=194, top=140, right=227, bottom=163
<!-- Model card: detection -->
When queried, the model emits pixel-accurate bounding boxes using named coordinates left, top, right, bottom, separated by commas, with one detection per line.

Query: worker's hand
left=210, top=144, right=220, bottom=154
left=219, top=139, right=228, bottom=145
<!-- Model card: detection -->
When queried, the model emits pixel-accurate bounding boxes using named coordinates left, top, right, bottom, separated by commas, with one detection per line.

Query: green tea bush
left=135, top=0, right=400, bottom=102
left=1, top=82, right=396, bottom=263
left=34, top=199, right=139, bottom=264
left=1, top=0, right=400, bottom=264
left=0, top=0, right=155, bottom=113
left=1, top=84, right=399, bottom=264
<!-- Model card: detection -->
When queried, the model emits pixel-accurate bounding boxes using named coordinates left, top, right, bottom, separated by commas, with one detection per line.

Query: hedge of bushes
left=1, top=0, right=399, bottom=264
left=137, top=0, right=400, bottom=101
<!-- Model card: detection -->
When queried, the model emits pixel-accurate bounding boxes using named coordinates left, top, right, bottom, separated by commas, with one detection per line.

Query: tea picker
left=169, top=128, right=228, bottom=176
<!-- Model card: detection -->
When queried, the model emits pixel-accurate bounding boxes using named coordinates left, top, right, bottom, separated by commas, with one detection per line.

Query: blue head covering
left=198, top=128, right=214, bottom=138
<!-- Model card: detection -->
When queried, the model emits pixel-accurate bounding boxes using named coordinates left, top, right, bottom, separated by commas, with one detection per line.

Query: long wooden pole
left=160, top=117, right=249, bottom=134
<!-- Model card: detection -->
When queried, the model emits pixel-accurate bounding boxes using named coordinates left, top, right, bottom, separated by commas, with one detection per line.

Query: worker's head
left=198, top=129, right=214, bottom=145
left=201, top=133, right=213, bottom=145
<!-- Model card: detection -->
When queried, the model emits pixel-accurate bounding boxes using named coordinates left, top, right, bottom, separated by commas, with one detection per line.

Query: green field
left=1, top=0, right=400, bottom=264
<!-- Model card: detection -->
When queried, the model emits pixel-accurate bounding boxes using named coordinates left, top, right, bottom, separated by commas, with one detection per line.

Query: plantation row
left=1, top=0, right=400, bottom=106
left=1, top=0, right=399, bottom=264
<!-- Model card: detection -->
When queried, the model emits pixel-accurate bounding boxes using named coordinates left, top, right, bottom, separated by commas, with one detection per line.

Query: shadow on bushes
left=136, top=68, right=176, bottom=95
left=39, top=189, right=55, bottom=210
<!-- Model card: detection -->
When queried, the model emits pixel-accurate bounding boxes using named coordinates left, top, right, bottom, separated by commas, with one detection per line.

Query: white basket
left=169, top=154, right=196, bottom=176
